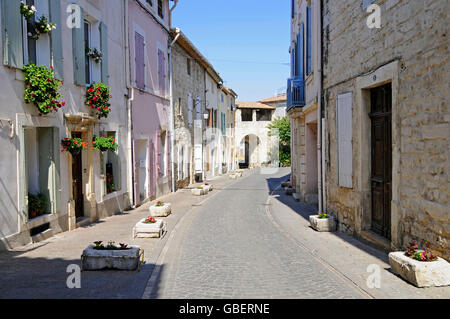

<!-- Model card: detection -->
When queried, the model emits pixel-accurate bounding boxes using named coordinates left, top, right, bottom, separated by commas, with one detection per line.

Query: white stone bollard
left=149, top=203, right=172, bottom=217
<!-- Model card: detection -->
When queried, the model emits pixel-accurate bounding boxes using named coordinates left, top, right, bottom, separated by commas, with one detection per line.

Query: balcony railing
left=286, top=77, right=305, bottom=111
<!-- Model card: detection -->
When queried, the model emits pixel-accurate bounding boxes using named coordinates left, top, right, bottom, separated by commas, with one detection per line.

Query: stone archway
left=239, top=134, right=261, bottom=169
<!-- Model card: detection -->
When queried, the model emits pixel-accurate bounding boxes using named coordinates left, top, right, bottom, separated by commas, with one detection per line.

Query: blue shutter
left=296, top=23, right=304, bottom=80
left=50, top=0, right=64, bottom=80
left=1, top=0, right=24, bottom=68
left=100, top=22, right=108, bottom=84
left=72, top=6, right=85, bottom=86
left=306, top=5, right=312, bottom=75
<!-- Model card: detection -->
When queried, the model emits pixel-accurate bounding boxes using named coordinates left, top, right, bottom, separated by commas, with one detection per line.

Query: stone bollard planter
left=229, top=173, right=238, bottom=179
left=81, top=244, right=142, bottom=271
left=389, top=252, right=450, bottom=288
left=203, top=184, right=213, bottom=192
left=149, top=202, right=172, bottom=217
left=192, top=187, right=207, bottom=196
left=133, top=218, right=166, bottom=239
left=309, top=215, right=337, bottom=232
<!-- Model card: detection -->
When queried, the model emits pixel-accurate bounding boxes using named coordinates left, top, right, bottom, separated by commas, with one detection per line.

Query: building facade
left=127, top=0, right=172, bottom=205
left=288, top=0, right=322, bottom=207
left=322, top=0, right=449, bottom=259
left=0, top=0, right=130, bottom=250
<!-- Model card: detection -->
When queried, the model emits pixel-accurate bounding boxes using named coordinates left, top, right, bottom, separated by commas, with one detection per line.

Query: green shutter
left=49, top=0, right=64, bottom=80
left=52, top=127, right=61, bottom=213
left=100, top=22, right=108, bottom=84
left=1, top=0, right=24, bottom=68
left=72, top=5, right=85, bottom=86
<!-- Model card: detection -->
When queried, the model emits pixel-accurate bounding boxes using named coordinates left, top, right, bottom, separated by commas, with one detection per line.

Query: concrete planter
left=81, top=245, right=141, bottom=271
left=203, top=184, right=213, bottom=192
left=149, top=203, right=172, bottom=217
left=192, top=188, right=207, bottom=196
left=236, top=171, right=243, bottom=177
left=309, top=215, right=337, bottom=232
left=133, top=218, right=166, bottom=239
left=229, top=174, right=238, bottom=179
left=389, top=252, right=450, bottom=288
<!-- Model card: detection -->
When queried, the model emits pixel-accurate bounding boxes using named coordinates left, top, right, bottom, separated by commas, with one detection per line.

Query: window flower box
left=81, top=242, right=142, bottom=271
left=149, top=201, right=172, bottom=217
left=309, top=214, right=337, bottom=232
left=133, top=218, right=166, bottom=239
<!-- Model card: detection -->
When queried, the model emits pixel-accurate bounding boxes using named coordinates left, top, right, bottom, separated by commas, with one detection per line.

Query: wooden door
left=370, top=84, right=392, bottom=239
left=72, top=132, right=84, bottom=218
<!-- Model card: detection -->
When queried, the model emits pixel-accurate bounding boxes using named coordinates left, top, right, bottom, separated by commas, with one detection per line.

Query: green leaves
left=92, top=136, right=118, bottom=152
left=267, top=116, right=291, bottom=167
left=23, top=64, right=65, bottom=115
left=85, top=83, right=112, bottom=119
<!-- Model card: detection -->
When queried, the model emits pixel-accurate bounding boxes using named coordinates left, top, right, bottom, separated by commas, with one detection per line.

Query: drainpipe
left=124, top=0, right=135, bottom=207
left=169, top=0, right=179, bottom=28
left=168, top=28, right=181, bottom=193
left=317, top=0, right=325, bottom=213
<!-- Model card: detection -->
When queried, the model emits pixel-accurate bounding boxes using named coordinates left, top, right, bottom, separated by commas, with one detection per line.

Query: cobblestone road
left=151, top=168, right=366, bottom=299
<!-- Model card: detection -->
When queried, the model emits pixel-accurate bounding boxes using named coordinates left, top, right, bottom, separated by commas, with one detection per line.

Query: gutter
left=317, top=0, right=325, bottom=213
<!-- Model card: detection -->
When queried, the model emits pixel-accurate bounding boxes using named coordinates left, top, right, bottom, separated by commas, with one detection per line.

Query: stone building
left=288, top=0, right=323, bottom=207
left=322, top=0, right=449, bottom=259
left=258, top=93, right=287, bottom=119
left=0, top=0, right=130, bottom=250
left=127, top=0, right=173, bottom=205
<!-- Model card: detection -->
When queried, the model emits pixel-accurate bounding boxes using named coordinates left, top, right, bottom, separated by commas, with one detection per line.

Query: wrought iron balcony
left=286, top=77, right=305, bottom=111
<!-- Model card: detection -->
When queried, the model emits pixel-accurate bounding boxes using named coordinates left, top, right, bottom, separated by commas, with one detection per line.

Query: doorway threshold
left=76, top=217, right=91, bottom=228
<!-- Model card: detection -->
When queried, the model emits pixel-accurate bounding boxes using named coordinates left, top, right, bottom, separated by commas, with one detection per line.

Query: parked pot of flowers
left=203, top=182, right=213, bottom=192
left=309, top=212, right=337, bottom=232
left=86, top=47, right=103, bottom=63
left=149, top=200, right=172, bottom=217
left=389, top=242, right=450, bottom=287
left=20, top=2, right=37, bottom=20
left=85, top=83, right=112, bottom=119
left=60, top=137, right=88, bottom=156
left=192, top=186, right=207, bottom=196
left=28, top=193, right=47, bottom=219
left=93, top=136, right=118, bottom=152
left=81, top=241, right=142, bottom=271
left=23, top=64, right=65, bottom=115
left=133, top=217, right=166, bottom=239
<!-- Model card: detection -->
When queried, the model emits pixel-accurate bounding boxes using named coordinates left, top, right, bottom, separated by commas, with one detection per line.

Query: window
left=135, top=31, right=145, bottom=89
left=221, top=94, right=224, bottom=103
left=187, top=58, right=191, bottom=75
left=296, top=23, right=305, bottom=79
left=337, top=93, right=353, bottom=188
left=146, top=0, right=153, bottom=6
left=221, top=113, right=226, bottom=135
left=160, top=131, right=167, bottom=176
left=256, top=110, right=272, bottom=121
left=306, top=4, right=312, bottom=75
left=102, top=132, right=121, bottom=194
left=158, top=49, right=166, bottom=94
left=84, top=21, right=91, bottom=84
left=158, top=0, right=164, bottom=19
left=26, top=0, right=37, bottom=64
left=241, top=109, right=253, bottom=122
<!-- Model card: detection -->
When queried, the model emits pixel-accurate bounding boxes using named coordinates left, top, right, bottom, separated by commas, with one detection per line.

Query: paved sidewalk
left=0, top=171, right=240, bottom=299
left=268, top=183, right=450, bottom=299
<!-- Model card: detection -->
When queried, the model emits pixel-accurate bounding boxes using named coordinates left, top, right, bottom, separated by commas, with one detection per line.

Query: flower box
left=149, top=202, right=172, bottom=217
left=309, top=215, right=337, bottom=232
left=81, top=245, right=141, bottom=271
left=133, top=218, right=166, bottom=239
left=389, top=252, right=450, bottom=287
left=192, top=188, right=207, bottom=196
left=203, top=184, right=213, bottom=192
left=229, top=174, right=238, bottom=179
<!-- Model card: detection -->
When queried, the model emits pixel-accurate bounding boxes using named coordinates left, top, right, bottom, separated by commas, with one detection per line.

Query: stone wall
left=323, top=0, right=449, bottom=259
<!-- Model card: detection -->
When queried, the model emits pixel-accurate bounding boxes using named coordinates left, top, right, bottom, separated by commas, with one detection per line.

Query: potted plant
left=133, top=217, right=166, bottom=239
left=85, top=83, right=112, bottom=119
left=309, top=212, right=337, bottom=232
left=93, top=136, right=118, bottom=152
left=192, top=185, right=206, bottom=196
left=81, top=241, right=142, bottom=271
left=86, top=47, right=103, bottom=63
left=28, top=193, right=47, bottom=219
left=20, top=2, right=37, bottom=20
left=149, top=200, right=172, bottom=217
left=203, top=182, right=213, bottom=192
left=35, top=15, right=56, bottom=34
left=23, top=64, right=65, bottom=115
left=61, top=137, right=88, bottom=156
left=389, top=242, right=450, bottom=287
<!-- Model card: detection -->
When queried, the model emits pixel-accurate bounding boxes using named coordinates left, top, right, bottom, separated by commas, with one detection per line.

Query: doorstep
left=360, top=230, right=392, bottom=252
left=76, top=217, right=91, bottom=228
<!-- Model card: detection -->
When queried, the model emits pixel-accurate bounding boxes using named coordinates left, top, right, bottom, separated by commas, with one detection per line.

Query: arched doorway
left=239, top=134, right=261, bottom=169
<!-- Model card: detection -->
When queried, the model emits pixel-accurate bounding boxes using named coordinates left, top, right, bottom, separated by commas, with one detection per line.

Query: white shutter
left=337, top=92, right=353, bottom=188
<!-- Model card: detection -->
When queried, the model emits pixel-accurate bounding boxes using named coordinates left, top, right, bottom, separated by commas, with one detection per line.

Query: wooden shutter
left=195, top=96, right=201, bottom=121
left=135, top=32, right=145, bottom=89
left=158, top=49, right=165, bottom=94
left=52, top=127, right=61, bottom=213
left=1, top=0, right=24, bottom=68
left=187, top=93, right=193, bottom=126
left=296, top=23, right=304, bottom=80
left=337, top=92, right=353, bottom=188
left=72, top=6, right=85, bottom=86
left=100, top=22, right=108, bottom=84
left=49, top=0, right=63, bottom=80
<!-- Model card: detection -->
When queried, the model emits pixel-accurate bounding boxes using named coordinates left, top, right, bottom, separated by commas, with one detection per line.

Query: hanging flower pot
left=35, top=15, right=56, bottom=34
left=23, top=64, right=65, bottom=115
left=20, top=2, right=37, bottom=20
left=61, top=137, right=88, bottom=156
left=86, top=47, right=103, bottom=64
left=92, top=136, right=118, bottom=152
left=85, top=83, right=112, bottom=119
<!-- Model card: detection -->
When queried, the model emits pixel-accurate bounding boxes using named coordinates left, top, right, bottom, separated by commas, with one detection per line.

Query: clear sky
left=172, top=0, right=290, bottom=102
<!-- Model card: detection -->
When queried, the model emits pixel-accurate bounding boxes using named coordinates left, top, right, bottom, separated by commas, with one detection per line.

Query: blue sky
left=172, top=0, right=290, bottom=102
